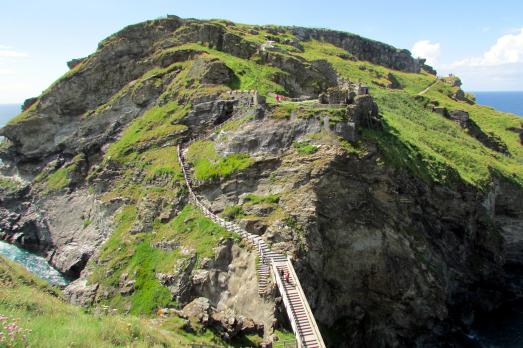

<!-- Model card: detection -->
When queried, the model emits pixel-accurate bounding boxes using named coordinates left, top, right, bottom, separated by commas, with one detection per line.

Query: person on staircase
left=284, top=271, right=290, bottom=283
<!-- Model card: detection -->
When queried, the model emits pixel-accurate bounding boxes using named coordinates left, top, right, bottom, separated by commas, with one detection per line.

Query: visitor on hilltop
left=275, top=94, right=280, bottom=102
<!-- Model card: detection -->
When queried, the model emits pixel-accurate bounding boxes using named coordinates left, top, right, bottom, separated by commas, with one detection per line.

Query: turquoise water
left=0, top=241, right=69, bottom=286
left=474, top=91, right=523, bottom=117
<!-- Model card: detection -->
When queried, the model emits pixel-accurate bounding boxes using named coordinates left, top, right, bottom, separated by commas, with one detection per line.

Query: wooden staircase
left=256, top=260, right=270, bottom=295
left=177, top=144, right=326, bottom=348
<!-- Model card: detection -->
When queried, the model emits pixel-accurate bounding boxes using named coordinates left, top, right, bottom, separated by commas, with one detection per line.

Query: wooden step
left=178, top=145, right=325, bottom=347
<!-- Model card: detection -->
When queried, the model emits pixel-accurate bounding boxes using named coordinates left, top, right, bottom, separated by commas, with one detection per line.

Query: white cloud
left=451, top=28, right=523, bottom=67
left=441, top=28, right=523, bottom=90
left=0, top=49, right=28, bottom=58
left=0, top=69, right=14, bottom=75
left=411, top=40, right=441, bottom=67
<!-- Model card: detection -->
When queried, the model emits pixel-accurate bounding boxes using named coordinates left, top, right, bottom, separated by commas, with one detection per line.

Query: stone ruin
left=318, top=79, right=369, bottom=105
left=223, top=89, right=266, bottom=108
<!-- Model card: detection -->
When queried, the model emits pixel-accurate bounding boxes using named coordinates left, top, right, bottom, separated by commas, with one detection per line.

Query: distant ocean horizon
left=473, top=91, right=523, bottom=117
left=0, top=104, right=21, bottom=127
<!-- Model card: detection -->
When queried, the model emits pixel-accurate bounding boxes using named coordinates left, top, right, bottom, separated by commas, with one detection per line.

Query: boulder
left=239, top=218, right=268, bottom=235
left=387, top=73, right=401, bottom=89
left=156, top=255, right=197, bottom=305
left=447, top=109, right=470, bottom=128
left=21, top=97, right=38, bottom=111
left=182, top=297, right=212, bottom=325
left=451, top=88, right=468, bottom=102
left=188, top=58, right=235, bottom=85
left=282, top=38, right=304, bottom=51
left=210, top=309, right=264, bottom=338
left=63, top=279, right=99, bottom=306
left=180, top=298, right=264, bottom=341
left=118, top=272, right=136, bottom=296
left=433, top=107, right=448, bottom=116
left=67, top=57, right=86, bottom=69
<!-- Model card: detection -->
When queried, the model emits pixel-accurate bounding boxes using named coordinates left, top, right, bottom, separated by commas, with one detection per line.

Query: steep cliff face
left=186, top=114, right=513, bottom=346
left=288, top=27, right=424, bottom=73
left=0, top=15, right=522, bottom=347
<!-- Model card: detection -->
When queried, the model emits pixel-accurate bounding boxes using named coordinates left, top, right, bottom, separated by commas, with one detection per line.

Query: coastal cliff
left=0, top=15, right=522, bottom=347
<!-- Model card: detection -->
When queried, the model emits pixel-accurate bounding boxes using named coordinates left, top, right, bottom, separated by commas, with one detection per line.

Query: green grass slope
left=2, top=17, right=522, bottom=347
left=0, top=256, right=229, bottom=347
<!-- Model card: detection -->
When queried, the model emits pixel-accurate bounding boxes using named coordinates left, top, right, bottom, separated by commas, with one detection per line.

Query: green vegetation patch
left=0, top=256, right=231, bottom=347
left=244, top=193, right=280, bottom=205
left=152, top=204, right=237, bottom=258
left=43, top=166, right=73, bottom=191
left=222, top=205, right=246, bottom=221
left=293, top=141, right=319, bottom=155
left=106, top=101, right=189, bottom=162
left=294, top=40, right=435, bottom=95
left=367, top=91, right=523, bottom=187
left=338, top=138, right=368, bottom=157
left=163, top=43, right=286, bottom=96
left=0, top=176, right=22, bottom=194
left=186, top=140, right=253, bottom=181
left=90, top=204, right=235, bottom=315
left=288, top=38, right=521, bottom=187
left=6, top=101, right=39, bottom=126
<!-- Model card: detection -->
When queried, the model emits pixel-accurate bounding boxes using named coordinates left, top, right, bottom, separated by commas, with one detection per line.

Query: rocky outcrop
left=178, top=297, right=265, bottom=341
left=185, top=110, right=520, bottom=347
left=387, top=72, right=401, bottom=89
left=433, top=108, right=509, bottom=154
left=0, top=187, right=116, bottom=277
left=21, top=97, right=37, bottom=112
left=174, top=22, right=258, bottom=59
left=261, top=52, right=338, bottom=97
left=0, top=15, right=520, bottom=348
left=63, top=279, right=99, bottom=306
left=288, top=27, right=425, bottom=73
left=188, top=57, right=235, bottom=85
left=67, top=57, right=86, bottom=69
left=447, top=109, right=470, bottom=128
left=0, top=27, right=178, bottom=165
left=348, top=94, right=381, bottom=129
left=419, top=58, right=437, bottom=75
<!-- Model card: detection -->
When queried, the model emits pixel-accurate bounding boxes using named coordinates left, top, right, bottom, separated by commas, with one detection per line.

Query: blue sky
left=1, top=0, right=522, bottom=103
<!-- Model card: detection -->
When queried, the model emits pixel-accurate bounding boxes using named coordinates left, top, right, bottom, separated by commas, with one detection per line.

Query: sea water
left=0, top=241, right=69, bottom=286
left=474, top=91, right=523, bottom=117
left=0, top=104, right=21, bottom=127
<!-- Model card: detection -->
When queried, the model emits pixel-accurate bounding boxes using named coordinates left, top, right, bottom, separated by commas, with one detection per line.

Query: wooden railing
left=176, top=116, right=326, bottom=347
